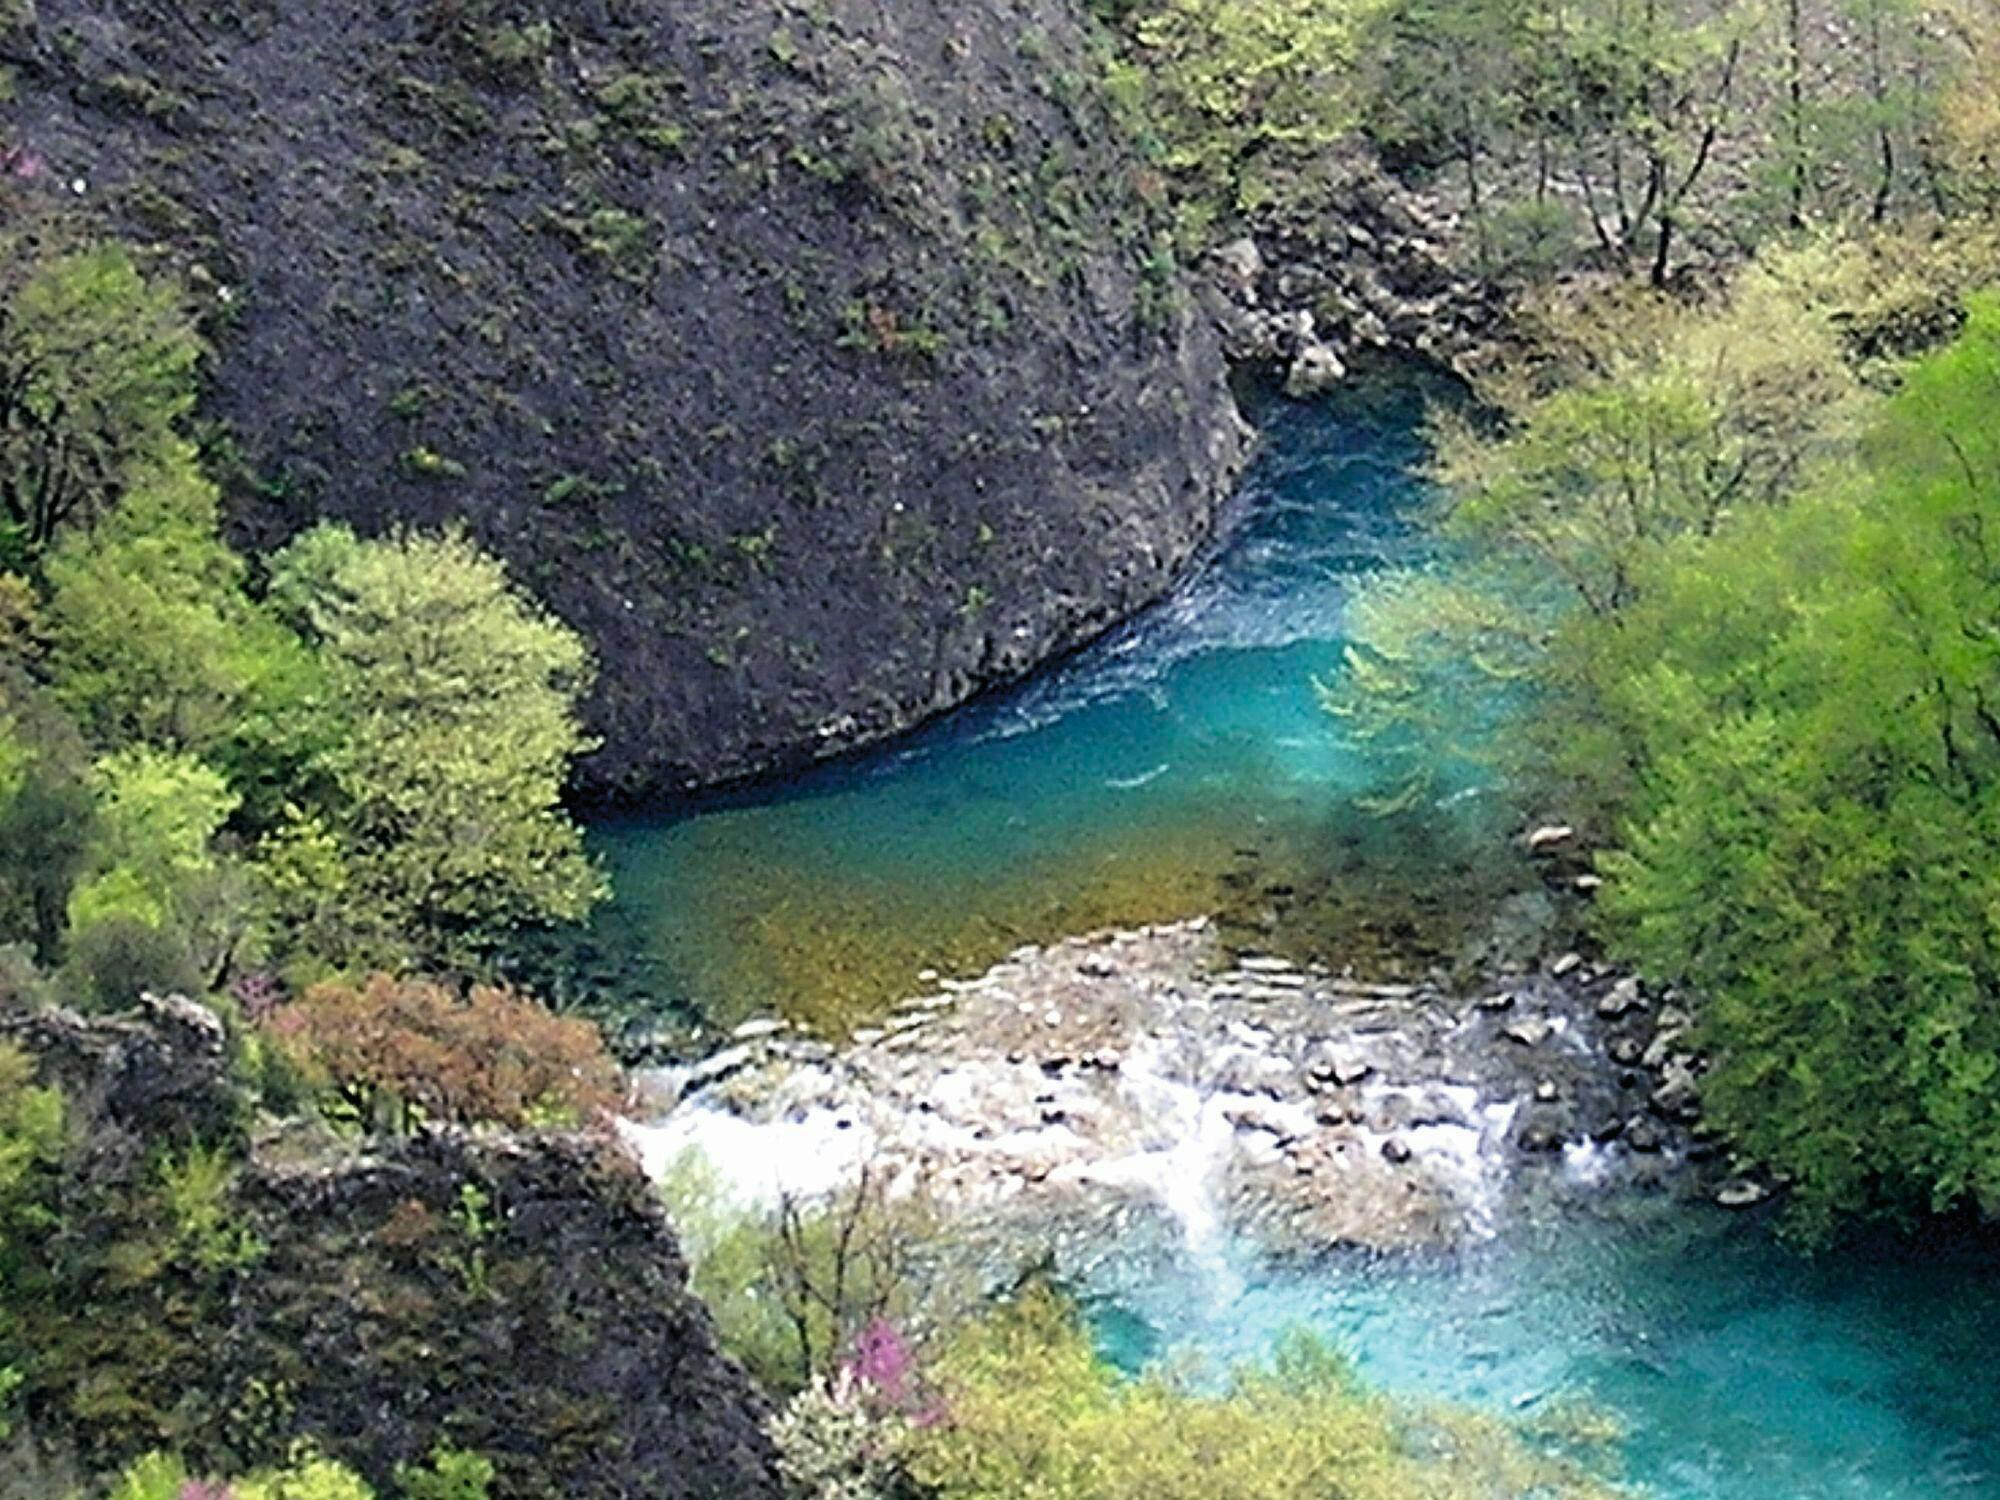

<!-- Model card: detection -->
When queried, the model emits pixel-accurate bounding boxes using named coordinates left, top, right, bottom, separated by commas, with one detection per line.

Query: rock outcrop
left=0, top=0, right=1247, bottom=796
left=1200, top=145, right=1505, bottom=390
left=0, top=1000, right=780, bottom=1498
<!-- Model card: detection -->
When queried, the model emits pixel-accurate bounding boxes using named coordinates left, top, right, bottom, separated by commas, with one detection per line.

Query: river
left=595, top=378, right=2000, bottom=1498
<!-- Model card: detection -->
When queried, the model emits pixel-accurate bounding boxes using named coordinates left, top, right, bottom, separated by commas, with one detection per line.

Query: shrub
left=269, top=974, right=623, bottom=1132
left=769, top=1370, right=915, bottom=1500
left=393, top=1445, right=494, bottom=1500
left=0, top=241, right=202, bottom=565
left=905, top=1289, right=1616, bottom=1500
left=660, top=1154, right=964, bottom=1397
left=1597, top=293, right=2000, bottom=1234
left=42, top=450, right=323, bottom=795
left=105, top=1449, right=382, bottom=1500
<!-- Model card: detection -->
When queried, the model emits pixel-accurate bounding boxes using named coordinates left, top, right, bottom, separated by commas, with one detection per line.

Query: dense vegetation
left=0, top=237, right=601, bottom=1007
left=1102, top=0, right=2000, bottom=274
left=7, top=0, right=2000, bottom=1491
left=103, top=1447, right=492, bottom=1500
left=1334, top=238, right=2000, bottom=1233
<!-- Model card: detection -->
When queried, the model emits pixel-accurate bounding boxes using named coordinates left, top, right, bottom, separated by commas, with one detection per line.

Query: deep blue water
left=596, top=380, right=2000, bottom=1497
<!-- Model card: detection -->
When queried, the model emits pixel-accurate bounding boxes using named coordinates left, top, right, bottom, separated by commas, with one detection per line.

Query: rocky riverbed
left=625, top=916, right=1769, bottom=1263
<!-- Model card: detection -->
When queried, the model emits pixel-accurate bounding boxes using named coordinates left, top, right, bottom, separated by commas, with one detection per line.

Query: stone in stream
left=1516, top=1117, right=1564, bottom=1154
left=1381, top=1138, right=1413, bottom=1165
left=1309, top=1050, right=1374, bottom=1088
left=1526, top=824, right=1577, bottom=852
left=1643, top=1030, right=1687, bottom=1071
left=1237, top=955, right=1300, bottom=976
left=1476, top=991, right=1517, bottom=1013
left=1551, top=952, right=1584, bottom=978
left=1286, top=339, right=1348, bottom=398
left=1651, top=1059, right=1702, bottom=1121
left=1607, top=1036, right=1645, bottom=1067
left=1503, top=1018, right=1553, bottom=1048
left=1716, top=1179, right=1771, bottom=1209
left=1625, top=1118, right=1666, bottom=1154
left=1597, top=977, right=1644, bottom=1019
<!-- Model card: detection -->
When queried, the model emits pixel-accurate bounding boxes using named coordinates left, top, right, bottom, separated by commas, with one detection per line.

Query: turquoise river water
left=594, top=381, right=2000, bottom=1497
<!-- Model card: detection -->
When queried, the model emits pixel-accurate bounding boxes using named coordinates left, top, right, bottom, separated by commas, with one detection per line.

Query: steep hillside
left=0, top=0, right=1246, bottom=795
left=2, top=996, right=781, bottom=1498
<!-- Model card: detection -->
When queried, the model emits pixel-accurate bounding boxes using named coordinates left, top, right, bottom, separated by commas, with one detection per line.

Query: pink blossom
left=844, top=1318, right=915, bottom=1403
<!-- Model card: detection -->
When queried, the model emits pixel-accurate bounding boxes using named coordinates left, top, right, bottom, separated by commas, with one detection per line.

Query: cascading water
left=602, top=378, right=2000, bottom=1498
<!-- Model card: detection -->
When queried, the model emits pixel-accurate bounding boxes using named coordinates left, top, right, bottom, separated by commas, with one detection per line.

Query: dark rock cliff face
left=0, top=0, right=1247, bottom=797
left=239, top=1128, right=781, bottom=1500
left=2, top=999, right=781, bottom=1498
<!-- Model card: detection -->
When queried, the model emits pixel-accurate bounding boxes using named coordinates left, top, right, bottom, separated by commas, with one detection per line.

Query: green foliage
left=660, top=1153, right=955, bottom=1397
left=905, top=1289, right=1616, bottom=1500
left=107, top=1448, right=379, bottom=1500
left=43, top=450, right=323, bottom=789
left=1101, top=0, right=1386, bottom=226
left=393, top=1444, right=495, bottom=1500
left=103, top=1448, right=482, bottom=1500
left=0, top=1039, right=62, bottom=1439
left=60, top=746, right=251, bottom=1008
left=0, top=242, right=202, bottom=565
left=1333, top=243, right=1873, bottom=823
left=104, top=1451, right=190, bottom=1500
left=0, top=680, right=94, bottom=960
left=157, top=1141, right=263, bottom=1273
left=69, top=747, right=238, bottom=933
left=1596, top=293, right=2000, bottom=1233
left=265, top=524, right=602, bottom=968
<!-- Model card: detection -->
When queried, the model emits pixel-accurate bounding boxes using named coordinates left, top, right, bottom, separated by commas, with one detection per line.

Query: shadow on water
left=527, top=369, right=1545, bottom=1039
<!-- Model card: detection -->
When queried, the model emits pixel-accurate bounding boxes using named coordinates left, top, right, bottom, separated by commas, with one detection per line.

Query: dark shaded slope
left=0, top=0, right=1245, bottom=794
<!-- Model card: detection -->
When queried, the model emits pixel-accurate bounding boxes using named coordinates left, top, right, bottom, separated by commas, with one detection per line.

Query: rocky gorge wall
left=2, top=997, right=781, bottom=1499
left=0, top=0, right=1247, bottom=796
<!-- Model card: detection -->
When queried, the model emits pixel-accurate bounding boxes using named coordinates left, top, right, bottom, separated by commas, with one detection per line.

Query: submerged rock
left=1716, top=1179, right=1772, bottom=1209
left=629, top=920, right=1699, bottom=1263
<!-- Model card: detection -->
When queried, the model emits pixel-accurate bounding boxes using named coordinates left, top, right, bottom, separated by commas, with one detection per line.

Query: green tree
left=906, top=1289, right=1616, bottom=1500
left=41, top=447, right=323, bottom=805
left=1104, top=0, right=1389, bottom=226
left=0, top=242, right=202, bottom=567
left=1329, top=243, right=1869, bottom=823
left=1597, top=293, right=2000, bottom=1234
left=266, top=525, right=602, bottom=969
left=0, top=579, right=96, bottom=960
left=61, top=746, right=251, bottom=1005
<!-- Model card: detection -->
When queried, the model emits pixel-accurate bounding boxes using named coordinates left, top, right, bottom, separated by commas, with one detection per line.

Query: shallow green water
left=589, top=379, right=1515, bottom=1032
left=600, top=381, right=2000, bottom=1496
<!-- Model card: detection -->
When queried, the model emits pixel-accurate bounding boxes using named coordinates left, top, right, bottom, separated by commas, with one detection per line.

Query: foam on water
left=598, top=380, right=2000, bottom=1498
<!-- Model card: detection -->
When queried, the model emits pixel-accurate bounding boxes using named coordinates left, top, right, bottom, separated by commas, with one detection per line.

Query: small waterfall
left=1061, top=1039, right=1249, bottom=1308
